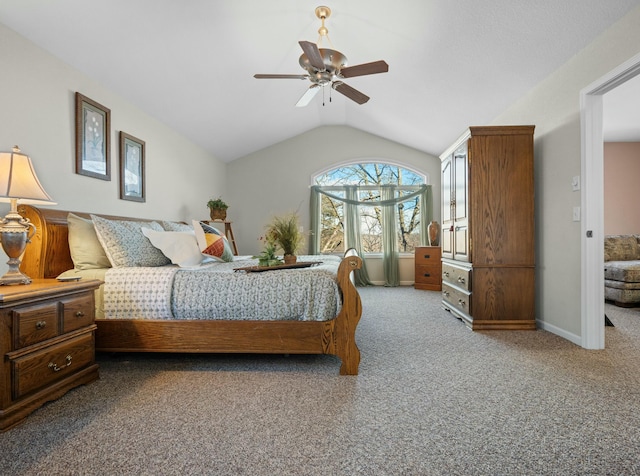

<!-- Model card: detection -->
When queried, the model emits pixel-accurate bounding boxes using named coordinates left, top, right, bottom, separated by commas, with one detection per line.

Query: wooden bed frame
left=17, top=205, right=363, bottom=375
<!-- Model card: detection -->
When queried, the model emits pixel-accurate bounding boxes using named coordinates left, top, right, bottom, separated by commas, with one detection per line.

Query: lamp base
left=0, top=258, right=32, bottom=285
left=0, top=211, right=36, bottom=286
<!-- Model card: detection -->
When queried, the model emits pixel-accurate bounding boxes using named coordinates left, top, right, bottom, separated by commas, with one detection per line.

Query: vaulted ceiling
left=1, top=1, right=639, bottom=161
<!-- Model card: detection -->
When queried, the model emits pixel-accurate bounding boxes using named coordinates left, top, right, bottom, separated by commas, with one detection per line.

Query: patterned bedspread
left=103, top=255, right=342, bottom=322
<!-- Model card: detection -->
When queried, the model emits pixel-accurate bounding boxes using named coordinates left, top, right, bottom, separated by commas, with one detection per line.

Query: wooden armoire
left=440, top=125, right=535, bottom=330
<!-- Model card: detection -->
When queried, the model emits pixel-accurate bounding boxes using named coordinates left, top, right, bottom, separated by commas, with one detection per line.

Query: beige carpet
left=1, top=287, right=639, bottom=475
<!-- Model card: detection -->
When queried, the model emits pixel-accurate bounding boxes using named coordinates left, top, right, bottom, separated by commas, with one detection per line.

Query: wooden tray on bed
left=233, top=261, right=322, bottom=273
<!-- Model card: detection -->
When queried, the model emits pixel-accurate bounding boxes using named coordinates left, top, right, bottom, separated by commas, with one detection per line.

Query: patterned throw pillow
left=192, top=220, right=234, bottom=262
left=160, top=220, right=193, bottom=232
left=91, top=215, right=171, bottom=267
left=604, top=235, right=640, bottom=262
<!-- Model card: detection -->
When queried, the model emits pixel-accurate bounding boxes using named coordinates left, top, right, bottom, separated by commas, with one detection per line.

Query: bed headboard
left=17, top=205, right=158, bottom=279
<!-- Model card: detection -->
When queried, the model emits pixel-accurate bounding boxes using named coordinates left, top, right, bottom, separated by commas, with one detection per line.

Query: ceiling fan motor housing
left=299, top=48, right=348, bottom=85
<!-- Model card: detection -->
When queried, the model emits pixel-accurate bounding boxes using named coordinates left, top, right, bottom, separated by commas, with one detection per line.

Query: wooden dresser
left=0, top=279, right=101, bottom=431
left=440, top=125, right=535, bottom=330
left=414, top=246, right=442, bottom=291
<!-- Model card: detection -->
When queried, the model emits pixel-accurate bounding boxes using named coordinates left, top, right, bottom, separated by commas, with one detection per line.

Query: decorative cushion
left=91, top=215, right=171, bottom=267
left=605, top=279, right=640, bottom=290
left=141, top=228, right=208, bottom=267
left=604, top=235, right=640, bottom=262
left=192, top=220, right=234, bottom=262
left=67, top=213, right=112, bottom=270
left=604, top=285, right=640, bottom=304
left=604, top=260, right=640, bottom=283
left=160, top=220, right=193, bottom=232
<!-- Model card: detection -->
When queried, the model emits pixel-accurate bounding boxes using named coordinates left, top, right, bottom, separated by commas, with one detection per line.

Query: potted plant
left=253, top=240, right=283, bottom=267
left=265, top=212, right=304, bottom=264
left=206, top=197, right=228, bottom=221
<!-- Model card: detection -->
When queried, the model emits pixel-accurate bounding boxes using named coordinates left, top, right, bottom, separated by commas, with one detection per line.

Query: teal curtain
left=420, top=185, right=433, bottom=246
left=382, top=186, right=399, bottom=286
left=309, top=188, right=321, bottom=254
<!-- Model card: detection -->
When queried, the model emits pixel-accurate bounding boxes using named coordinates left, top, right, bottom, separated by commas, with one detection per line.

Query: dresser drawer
left=11, top=332, right=95, bottom=399
left=14, top=303, right=59, bottom=348
left=61, top=293, right=95, bottom=333
left=442, top=262, right=471, bottom=291
left=442, top=282, right=472, bottom=315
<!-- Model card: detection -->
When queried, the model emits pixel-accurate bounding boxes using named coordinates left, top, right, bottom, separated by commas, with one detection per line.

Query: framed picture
left=75, top=92, right=111, bottom=180
left=119, top=131, right=145, bottom=202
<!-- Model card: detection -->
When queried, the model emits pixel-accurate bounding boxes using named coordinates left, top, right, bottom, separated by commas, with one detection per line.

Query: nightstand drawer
left=415, top=247, right=441, bottom=265
left=61, top=294, right=95, bottom=333
left=11, top=332, right=95, bottom=399
left=14, top=303, right=59, bottom=348
left=415, top=265, right=441, bottom=285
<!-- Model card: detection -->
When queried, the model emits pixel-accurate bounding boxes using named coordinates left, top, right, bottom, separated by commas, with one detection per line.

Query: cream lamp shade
left=0, top=146, right=56, bottom=285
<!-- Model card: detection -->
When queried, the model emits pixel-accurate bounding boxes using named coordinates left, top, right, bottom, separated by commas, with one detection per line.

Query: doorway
left=580, top=52, right=640, bottom=349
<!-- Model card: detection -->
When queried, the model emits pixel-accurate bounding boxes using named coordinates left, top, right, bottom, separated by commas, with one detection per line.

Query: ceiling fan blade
left=295, top=85, right=321, bottom=107
left=254, top=74, right=309, bottom=79
left=332, top=81, right=370, bottom=105
left=340, top=60, right=389, bottom=78
left=298, top=40, right=326, bottom=71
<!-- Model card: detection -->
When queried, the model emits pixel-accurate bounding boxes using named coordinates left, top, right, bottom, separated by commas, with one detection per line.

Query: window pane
left=320, top=195, right=344, bottom=253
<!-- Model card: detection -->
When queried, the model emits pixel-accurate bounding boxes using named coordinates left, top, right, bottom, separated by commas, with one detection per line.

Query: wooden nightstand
left=414, top=246, right=442, bottom=291
left=0, top=279, right=101, bottom=431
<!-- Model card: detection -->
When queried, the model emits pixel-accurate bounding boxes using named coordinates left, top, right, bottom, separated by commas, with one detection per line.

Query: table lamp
left=0, top=146, right=56, bottom=285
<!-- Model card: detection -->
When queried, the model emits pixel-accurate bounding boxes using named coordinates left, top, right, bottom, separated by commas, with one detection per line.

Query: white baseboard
left=368, top=281, right=416, bottom=286
left=536, top=319, right=582, bottom=346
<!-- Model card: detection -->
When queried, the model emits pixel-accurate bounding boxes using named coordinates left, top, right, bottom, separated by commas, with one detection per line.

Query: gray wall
left=0, top=22, right=227, bottom=273
left=491, top=5, right=640, bottom=339
left=225, top=125, right=441, bottom=284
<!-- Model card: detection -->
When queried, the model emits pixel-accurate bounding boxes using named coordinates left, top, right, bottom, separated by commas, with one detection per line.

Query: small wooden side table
left=414, top=246, right=442, bottom=291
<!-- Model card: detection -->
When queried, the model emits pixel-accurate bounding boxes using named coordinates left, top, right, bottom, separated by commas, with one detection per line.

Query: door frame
left=580, top=52, right=640, bottom=349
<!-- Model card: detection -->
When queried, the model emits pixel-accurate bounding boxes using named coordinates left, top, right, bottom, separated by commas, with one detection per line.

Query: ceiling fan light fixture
left=253, top=5, right=388, bottom=107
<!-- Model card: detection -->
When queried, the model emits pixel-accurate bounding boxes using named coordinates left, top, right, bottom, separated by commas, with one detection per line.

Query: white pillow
left=141, top=228, right=206, bottom=267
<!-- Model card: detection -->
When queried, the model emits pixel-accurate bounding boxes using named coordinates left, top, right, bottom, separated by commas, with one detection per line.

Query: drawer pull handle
left=457, top=277, right=466, bottom=284
left=49, top=355, right=72, bottom=372
left=423, top=273, right=431, bottom=277
left=35, top=321, right=47, bottom=330
left=75, top=311, right=85, bottom=318
left=443, top=290, right=450, bottom=297
left=458, top=299, right=466, bottom=307
left=423, top=255, right=430, bottom=259
left=443, top=271, right=450, bottom=278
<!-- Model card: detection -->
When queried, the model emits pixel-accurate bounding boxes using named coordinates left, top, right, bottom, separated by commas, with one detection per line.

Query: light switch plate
left=572, top=175, right=580, bottom=191
left=573, top=206, right=581, bottom=221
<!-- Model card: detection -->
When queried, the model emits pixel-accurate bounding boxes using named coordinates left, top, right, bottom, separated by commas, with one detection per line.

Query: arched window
left=311, top=162, right=431, bottom=255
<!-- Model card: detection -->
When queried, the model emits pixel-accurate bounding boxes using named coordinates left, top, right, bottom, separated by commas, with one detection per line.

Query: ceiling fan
left=254, top=6, right=389, bottom=107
